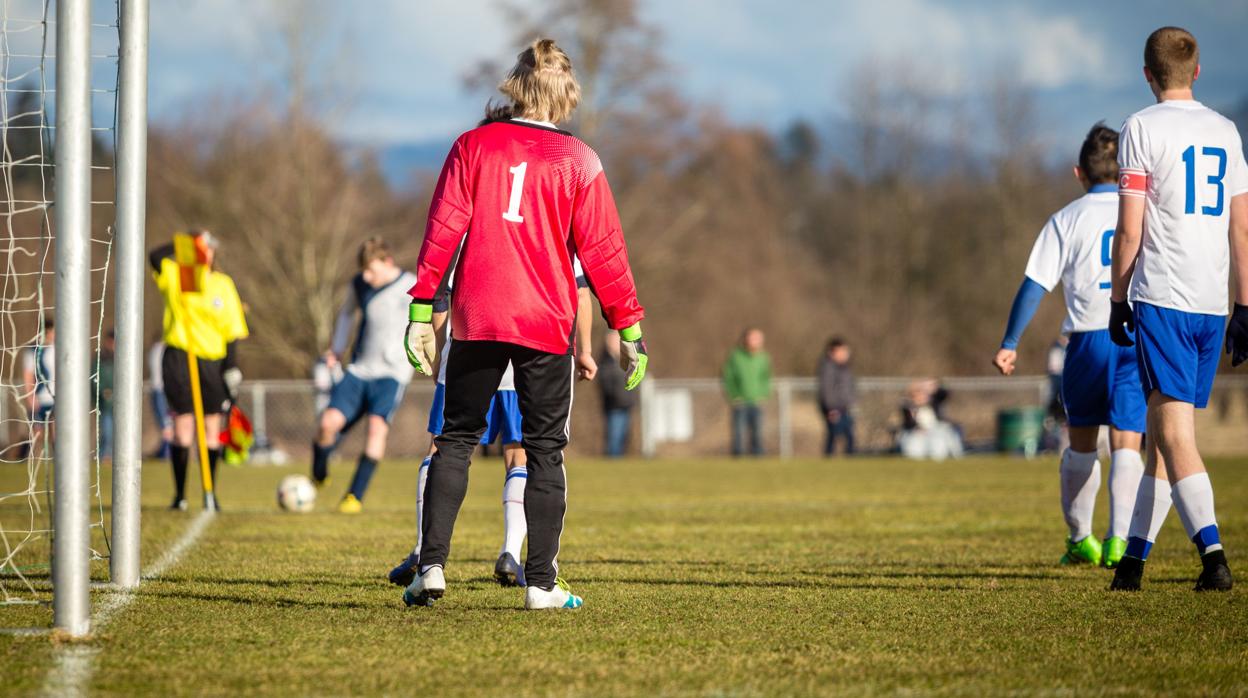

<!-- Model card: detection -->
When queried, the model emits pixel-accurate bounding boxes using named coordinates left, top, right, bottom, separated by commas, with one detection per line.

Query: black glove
left=1108, top=300, right=1135, bottom=347
left=1226, top=304, right=1248, bottom=367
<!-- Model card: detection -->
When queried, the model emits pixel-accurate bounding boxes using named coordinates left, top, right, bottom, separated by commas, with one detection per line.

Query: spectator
left=722, top=328, right=771, bottom=457
left=817, top=337, right=856, bottom=456
left=597, top=331, right=638, bottom=457
left=148, top=337, right=173, bottom=459
left=896, top=379, right=963, bottom=460
left=1046, top=335, right=1068, bottom=422
left=97, top=330, right=116, bottom=461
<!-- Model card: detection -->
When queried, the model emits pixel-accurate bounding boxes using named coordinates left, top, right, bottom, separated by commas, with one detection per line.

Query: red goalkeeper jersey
left=409, top=119, right=644, bottom=355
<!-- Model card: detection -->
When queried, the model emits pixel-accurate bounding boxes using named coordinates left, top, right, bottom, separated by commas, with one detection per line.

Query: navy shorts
left=327, top=371, right=406, bottom=424
left=1062, top=329, right=1146, bottom=433
left=427, top=383, right=523, bottom=445
left=1134, top=302, right=1224, bottom=408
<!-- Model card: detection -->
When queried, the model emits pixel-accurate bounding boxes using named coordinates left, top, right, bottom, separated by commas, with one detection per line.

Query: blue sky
left=139, top=0, right=1248, bottom=163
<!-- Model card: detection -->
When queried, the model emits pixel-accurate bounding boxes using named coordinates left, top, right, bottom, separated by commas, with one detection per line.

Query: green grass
left=3, top=454, right=1248, bottom=696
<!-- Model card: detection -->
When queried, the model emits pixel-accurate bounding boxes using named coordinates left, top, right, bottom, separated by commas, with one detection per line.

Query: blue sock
left=348, top=455, right=379, bottom=500
left=1193, top=525, right=1222, bottom=556
left=312, top=442, right=333, bottom=483
left=1125, top=536, right=1153, bottom=561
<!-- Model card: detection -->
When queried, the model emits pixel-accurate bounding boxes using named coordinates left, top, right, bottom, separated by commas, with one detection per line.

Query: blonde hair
left=484, top=39, right=581, bottom=125
left=1145, top=26, right=1199, bottom=90
left=357, top=236, right=393, bottom=270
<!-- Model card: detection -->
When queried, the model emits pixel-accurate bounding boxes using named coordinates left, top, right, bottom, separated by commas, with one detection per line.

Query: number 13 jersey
left=409, top=117, right=644, bottom=355
left=1119, top=100, right=1248, bottom=315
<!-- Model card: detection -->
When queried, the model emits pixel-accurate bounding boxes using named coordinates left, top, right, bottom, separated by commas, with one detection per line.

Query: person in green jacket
left=722, top=328, right=771, bottom=456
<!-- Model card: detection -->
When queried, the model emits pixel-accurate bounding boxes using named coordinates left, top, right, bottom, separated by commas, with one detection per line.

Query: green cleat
left=1102, top=537, right=1127, bottom=569
left=1059, top=536, right=1103, bottom=566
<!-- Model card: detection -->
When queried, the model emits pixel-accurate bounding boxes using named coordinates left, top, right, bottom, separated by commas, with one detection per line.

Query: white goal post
left=49, top=0, right=147, bottom=637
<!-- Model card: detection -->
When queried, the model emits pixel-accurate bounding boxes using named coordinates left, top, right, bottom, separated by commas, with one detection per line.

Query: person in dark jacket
left=597, top=331, right=639, bottom=457
left=817, top=337, right=856, bottom=456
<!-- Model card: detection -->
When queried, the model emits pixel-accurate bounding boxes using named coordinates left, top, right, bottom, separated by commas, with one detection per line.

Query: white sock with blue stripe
left=1125, top=475, right=1171, bottom=560
left=1171, top=472, right=1222, bottom=555
left=1060, top=449, right=1100, bottom=542
left=1107, top=449, right=1145, bottom=540
left=413, top=456, right=431, bottom=558
left=501, top=466, right=528, bottom=560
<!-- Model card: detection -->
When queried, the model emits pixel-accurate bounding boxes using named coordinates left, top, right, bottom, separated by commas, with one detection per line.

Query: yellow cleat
left=337, top=493, right=362, bottom=514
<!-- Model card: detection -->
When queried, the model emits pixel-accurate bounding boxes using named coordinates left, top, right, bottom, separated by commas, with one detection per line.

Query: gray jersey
left=331, top=270, right=417, bottom=383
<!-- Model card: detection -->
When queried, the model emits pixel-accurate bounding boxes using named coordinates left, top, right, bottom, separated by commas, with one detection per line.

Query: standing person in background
left=722, top=328, right=771, bottom=457
left=150, top=230, right=249, bottom=511
left=597, top=330, right=638, bottom=457
left=148, top=337, right=173, bottom=459
left=817, top=337, right=856, bottom=456
left=97, top=330, right=116, bottom=461
left=1046, top=335, right=1068, bottom=421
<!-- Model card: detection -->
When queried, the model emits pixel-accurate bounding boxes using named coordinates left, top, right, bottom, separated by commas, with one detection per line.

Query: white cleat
left=524, top=578, right=583, bottom=610
left=402, top=566, right=445, bottom=607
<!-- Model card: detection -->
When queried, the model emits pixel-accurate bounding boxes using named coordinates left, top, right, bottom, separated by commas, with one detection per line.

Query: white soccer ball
left=277, top=474, right=317, bottom=513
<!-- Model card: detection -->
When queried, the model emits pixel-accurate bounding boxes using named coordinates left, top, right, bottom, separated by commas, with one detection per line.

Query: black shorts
left=162, top=345, right=229, bottom=416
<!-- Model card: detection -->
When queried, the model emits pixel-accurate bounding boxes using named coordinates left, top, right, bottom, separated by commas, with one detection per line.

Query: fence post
left=777, top=379, right=793, bottom=459
left=639, top=378, right=656, bottom=458
left=251, top=382, right=268, bottom=448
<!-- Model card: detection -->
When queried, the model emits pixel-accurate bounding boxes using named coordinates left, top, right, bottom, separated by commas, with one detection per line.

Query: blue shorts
left=1062, top=330, right=1146, bottom=433
left=34, top=404, right=53, bottom=424
left=327, top=372, right=406, bottom=425
left=427, top=383, right=523, bottom=445
left=1134, top=302, right=1224, bottom=408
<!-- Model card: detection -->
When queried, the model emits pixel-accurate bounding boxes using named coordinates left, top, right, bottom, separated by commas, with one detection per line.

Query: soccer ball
left=277, top=474, right=317, bottom=513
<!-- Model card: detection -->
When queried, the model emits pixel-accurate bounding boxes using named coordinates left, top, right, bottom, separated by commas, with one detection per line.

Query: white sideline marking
left=42, top=511, right=214, bottom=698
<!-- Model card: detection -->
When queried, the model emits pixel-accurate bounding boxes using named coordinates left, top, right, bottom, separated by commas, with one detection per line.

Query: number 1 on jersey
left=503, top=162, right=528, bottom=223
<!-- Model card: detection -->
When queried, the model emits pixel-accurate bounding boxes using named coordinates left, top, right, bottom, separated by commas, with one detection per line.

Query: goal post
left=110, top=0, right=150, bottom=592
left=52, top=0, right=94, bottom=638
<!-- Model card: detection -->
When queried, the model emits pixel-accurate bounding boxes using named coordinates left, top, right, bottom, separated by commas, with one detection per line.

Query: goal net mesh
left=0, top=0, right=118, bottom=613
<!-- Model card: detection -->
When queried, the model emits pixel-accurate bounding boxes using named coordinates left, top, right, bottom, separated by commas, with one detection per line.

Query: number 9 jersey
left=408, top=117, right=645, bottom=355
left=1119, top=100, right=1248, bottom=315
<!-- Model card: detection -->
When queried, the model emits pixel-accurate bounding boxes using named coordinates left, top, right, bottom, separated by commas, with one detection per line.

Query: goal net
left=0, top=0, right=119, bottom=624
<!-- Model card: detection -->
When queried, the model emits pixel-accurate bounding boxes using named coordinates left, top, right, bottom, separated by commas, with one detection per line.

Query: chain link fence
left=104, top=373, right=1248, bottom=462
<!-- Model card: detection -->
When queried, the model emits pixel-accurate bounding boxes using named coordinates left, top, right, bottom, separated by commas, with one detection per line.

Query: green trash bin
left=997, top=407, right=1046, bottom=456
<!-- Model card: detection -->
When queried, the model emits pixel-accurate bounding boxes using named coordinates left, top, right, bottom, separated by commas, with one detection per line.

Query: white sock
left=1171, top=472, right=1223, bottom=555
left=413, top=456, right=431, bottom=558
left=1059, top=449, right=1100, bottom=542
left=1106, top=449, right=1145, bottom=540
left=501, top=467, right=528, bottom=560
left=1125, top=475, right=1171, bottom=560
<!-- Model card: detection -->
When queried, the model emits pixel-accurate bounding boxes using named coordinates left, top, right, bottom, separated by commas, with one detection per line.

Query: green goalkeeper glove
left=404, top=302, right=437, bottom=377
left=618, top=322, right=648, bottom=391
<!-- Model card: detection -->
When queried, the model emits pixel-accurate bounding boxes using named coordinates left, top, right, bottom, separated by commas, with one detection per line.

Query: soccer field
left=3, top=455, right=1247, bottom=696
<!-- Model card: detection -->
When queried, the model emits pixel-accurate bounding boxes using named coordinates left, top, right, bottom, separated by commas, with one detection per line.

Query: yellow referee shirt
left=154, top=258, right=249, bottom=360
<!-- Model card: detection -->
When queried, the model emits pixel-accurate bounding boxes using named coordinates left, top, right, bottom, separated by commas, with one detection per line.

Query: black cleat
left=169, top=498, right=189, bottom=512
left=388, top=551, right=420, bottom=588
left=493, top=552, right=526, bottom=587
left=1194, top=550, right=1233, bottom=592
left=1110, top=556, right=1144, bottom=591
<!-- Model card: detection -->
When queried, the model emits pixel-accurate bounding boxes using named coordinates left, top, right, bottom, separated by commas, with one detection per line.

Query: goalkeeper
left=150, top=230, right=249, bottom=511
left=402, top=38, right=647, bottom=611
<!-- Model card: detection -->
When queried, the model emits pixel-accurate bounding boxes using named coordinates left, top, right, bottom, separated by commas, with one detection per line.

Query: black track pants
left=420, top=340, right=572, bottom=589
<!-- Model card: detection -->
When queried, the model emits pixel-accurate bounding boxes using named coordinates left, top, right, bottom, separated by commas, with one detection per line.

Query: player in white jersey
left=311, top=238, right=418, bottom=513
left=22, top=319, right=55, bottom=459
left=388, top=257, right=596, bottom=588
left=993, top=124, right=1147, bottom=569
left=1107, top=27, right=1248, bottom=592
